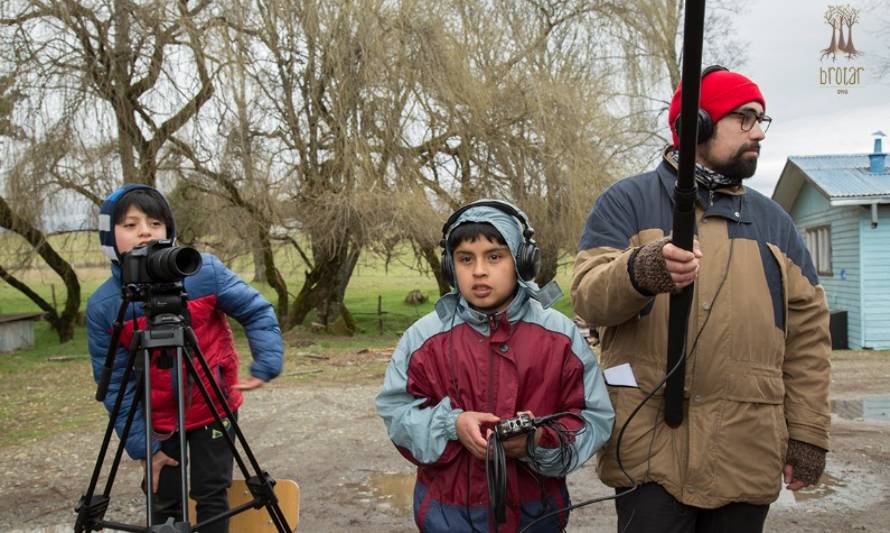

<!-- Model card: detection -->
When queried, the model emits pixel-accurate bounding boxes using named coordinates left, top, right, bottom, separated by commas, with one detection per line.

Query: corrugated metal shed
left=0, top=312, right=44, bottom=352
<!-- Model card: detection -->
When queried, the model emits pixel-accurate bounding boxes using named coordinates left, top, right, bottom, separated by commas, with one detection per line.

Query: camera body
left=495, top=413, right=535, bottom=440
left=120, top=239, right=202, bottom=285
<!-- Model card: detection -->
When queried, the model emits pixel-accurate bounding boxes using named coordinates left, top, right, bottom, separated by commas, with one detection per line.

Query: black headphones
left=674, top=64, right=729, bottom=145
left=439, top=199, right=541, bottom=287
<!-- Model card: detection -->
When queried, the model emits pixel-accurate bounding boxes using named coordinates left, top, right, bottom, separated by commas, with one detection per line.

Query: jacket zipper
left=487, top=314, right=498, bottom=412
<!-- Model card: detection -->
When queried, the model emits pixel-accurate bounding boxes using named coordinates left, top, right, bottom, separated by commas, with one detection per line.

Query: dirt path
left=1, top=350, right=888, bottom=532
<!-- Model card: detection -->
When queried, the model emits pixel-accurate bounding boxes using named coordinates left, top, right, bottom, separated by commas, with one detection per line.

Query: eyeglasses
left=725, top=110, right=772, bottom=133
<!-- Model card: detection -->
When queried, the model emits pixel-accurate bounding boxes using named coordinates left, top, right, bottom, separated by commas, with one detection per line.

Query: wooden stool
left=187, top=478, right=300, bottom=532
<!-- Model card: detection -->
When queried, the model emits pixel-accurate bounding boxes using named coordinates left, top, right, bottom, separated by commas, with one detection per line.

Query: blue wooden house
left=772, top=132, right=890, bottom=349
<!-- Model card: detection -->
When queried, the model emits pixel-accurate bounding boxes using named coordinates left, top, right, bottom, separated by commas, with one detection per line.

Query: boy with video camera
left=86, top=184, right=283, bottom=532
left=376, top=200, right=614, bottom=532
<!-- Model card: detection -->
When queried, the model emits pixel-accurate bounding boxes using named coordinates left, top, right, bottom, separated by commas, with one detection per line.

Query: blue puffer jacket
left=86, top=185, right=283, bottom=459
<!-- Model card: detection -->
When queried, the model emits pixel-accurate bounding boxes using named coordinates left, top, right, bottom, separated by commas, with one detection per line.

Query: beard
left=711, top=143, right=760, bottom=180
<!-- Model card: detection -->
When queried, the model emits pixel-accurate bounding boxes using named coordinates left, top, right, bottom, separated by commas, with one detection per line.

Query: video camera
left=120, top=239, right=202, bottom=286
left=118, top=239, right=202, bottom=319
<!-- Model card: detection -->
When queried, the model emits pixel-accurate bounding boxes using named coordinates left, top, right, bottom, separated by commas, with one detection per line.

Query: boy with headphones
left=377, top=200, right=614, bottom=532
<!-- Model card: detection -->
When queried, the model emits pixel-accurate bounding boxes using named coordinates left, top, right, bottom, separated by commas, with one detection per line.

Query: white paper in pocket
left=603, top=363, right=639, bottom=388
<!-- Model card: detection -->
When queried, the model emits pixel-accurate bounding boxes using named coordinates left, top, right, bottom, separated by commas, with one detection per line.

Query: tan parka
left=571, top=158, right=831, bottom=508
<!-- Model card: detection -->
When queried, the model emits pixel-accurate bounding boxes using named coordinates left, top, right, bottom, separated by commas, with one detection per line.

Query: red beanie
left=668, top=70, right=765, bottom=147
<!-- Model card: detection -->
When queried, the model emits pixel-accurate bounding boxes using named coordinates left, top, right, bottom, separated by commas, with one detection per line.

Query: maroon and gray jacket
left=377, top=205, right=614, bottom=532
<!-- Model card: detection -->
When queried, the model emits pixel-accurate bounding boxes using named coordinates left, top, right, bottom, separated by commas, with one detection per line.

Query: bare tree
left=197, top=0, right=426, bottom=332
left=1, top=0, right=216, bottom=186
left=0, top=1, right=229, bottom=339
left=0, top=200, right=82, bottom=342
left=382, top=0, right=657, bottom=286
left=1, top=0, right=757, bottom=342
left=0, top=77, right=81, bottom=342
left=608, top=0, right=749, bottom=150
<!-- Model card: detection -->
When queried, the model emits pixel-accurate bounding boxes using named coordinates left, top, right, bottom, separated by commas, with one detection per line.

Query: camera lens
left=147, top=246, right=202, bottom=282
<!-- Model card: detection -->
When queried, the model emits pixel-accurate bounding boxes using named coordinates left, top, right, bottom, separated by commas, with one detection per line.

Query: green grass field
left=0, top=232, right=577, bottom=447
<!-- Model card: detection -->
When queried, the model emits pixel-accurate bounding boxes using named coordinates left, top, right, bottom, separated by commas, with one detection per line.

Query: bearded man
left=571, top=66, right=831, bottom=533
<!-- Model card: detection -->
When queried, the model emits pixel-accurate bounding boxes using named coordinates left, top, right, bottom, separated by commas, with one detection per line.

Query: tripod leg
left=106, top=334, right=153, bottom=494
left=76, top=335, right=146, bottom=533
left=174, top=347, right=191, bottom=527
left=144, top=347, right=156, bottom=530
left=182, top=329, right=293, bottom=532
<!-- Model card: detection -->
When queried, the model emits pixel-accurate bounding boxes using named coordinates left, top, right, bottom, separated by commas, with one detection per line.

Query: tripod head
left=128, top=282, right=190, bottom=320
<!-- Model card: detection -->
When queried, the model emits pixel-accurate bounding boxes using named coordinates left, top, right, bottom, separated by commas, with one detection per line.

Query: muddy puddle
left=773, top=467, right=885, bottom=510
left=832, top=395, right=890, bottom=421
left=341, top=472, right=415, bottom=512
left=774, top=472, right=846, bottom=507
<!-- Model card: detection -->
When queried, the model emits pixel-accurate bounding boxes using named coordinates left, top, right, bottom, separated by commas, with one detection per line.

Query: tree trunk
left=0, top=197, right=81, bottom=342
left=112, top=0, right=138, bottom=184
left=288, top=269, right=322, bottom=327
left=420, top=243, right=451, bottom=296
left=287, top=241, right=362, bottom=334
left=258, top=228, right=289, bottom=328
left=252, top=247, right=268, bottom=283
left=535, top=243, right=559, bottom=287
left=315, top=246, right=360, bottom=329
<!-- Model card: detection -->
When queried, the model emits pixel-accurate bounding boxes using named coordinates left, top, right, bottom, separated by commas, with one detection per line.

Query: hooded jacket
left=376, top=205, right=614, bottom=532
left=86, top=184, right=283, bottom=459
left=571, top=159, right=831, bottom=508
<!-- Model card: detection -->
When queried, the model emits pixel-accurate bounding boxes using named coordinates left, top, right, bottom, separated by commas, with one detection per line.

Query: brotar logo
left=819, top=4, right=865, bottom=93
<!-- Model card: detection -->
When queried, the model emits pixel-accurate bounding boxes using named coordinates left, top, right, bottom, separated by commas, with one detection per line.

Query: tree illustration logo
left=820, top=4, right=862, bottom=61
left=818, top=4, right=865, bottom=93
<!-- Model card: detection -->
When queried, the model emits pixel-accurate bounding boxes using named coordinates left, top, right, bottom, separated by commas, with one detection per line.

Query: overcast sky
left=723, top=0, right=890, bottom=195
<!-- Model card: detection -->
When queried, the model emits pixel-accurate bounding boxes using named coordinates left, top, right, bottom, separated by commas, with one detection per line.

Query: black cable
left=524, top=413, right=587, bottom=479
left=484, top=412, right=585, bottom=531
left=486, top=432, right=508, bottom=528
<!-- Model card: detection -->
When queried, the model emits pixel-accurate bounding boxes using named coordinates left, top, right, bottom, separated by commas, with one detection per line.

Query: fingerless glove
left=785, top=439, right=827, bottom=486
left=628, top=238, right=675, bottom=295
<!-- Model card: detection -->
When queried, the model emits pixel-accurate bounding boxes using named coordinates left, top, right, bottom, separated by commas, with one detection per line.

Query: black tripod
left=75, top=283, right=292, bottom=532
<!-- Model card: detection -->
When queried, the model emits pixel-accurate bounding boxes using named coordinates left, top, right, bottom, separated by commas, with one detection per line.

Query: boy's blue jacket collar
left=434, top=284, right=562, bottom=331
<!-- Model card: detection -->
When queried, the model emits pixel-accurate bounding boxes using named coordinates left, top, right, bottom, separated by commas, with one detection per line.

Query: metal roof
left=0, top=312, right=44, bottom=325
left=788, top=154, right=890, bottom=198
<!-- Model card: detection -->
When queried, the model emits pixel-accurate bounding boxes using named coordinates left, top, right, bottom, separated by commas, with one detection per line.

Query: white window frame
left=805, top=225, right=832, bottom=276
